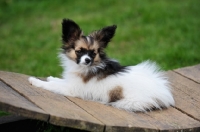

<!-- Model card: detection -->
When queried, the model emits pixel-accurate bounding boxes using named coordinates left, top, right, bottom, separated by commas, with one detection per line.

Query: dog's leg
left=46, top=76, right=64, bottom=82
left=28, top=77, right=71, bottom=96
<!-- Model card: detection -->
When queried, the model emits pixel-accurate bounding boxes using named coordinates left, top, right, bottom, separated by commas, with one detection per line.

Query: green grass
left=0, top=111, right=10, bottom=116
left=0, top=0, right=200, bottom=77
left=0, top=0, right=200, bottom=131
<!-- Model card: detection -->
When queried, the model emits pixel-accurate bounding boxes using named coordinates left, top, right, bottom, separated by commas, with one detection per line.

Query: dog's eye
left=92, top=52, right=96, bottom=57
left=75, top=50, right=82, bottom=54
left=89, top=51, right=96, bottom=58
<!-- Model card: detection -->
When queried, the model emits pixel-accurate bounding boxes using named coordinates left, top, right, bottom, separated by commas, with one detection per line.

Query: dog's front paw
left=28, top=77, right=43, bottom=87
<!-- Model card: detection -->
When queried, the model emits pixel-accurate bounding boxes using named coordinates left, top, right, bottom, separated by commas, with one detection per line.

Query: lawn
left=0, top=0, right=200, bottom=131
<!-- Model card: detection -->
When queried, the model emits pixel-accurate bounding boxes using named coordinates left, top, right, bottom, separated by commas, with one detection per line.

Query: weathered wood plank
left=168, top=71, right=200, bottom=122
left=0, top=80, right=48, bottom=121
left=68, top=97, right=158, bottom=132
left=174, top=64, right=200, bottom=83
left=0, top=67, right=200, bottom=131
left=0, top=71, right=104, bottom=132
left=68, top=95, right=200, bottom=131
left=146, top=107, right=200, bottom=132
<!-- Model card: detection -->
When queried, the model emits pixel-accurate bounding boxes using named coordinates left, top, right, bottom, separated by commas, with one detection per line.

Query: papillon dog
left=29, top=19, right=174, bottom=112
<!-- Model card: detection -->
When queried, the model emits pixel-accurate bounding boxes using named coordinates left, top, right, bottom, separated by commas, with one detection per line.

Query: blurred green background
left=0, top=0, right=200, bottom=77
left=0, top=0, right=200, bottom=131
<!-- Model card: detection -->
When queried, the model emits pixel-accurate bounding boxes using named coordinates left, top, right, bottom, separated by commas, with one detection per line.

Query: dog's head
left=61, top=19, right=117, bottom=69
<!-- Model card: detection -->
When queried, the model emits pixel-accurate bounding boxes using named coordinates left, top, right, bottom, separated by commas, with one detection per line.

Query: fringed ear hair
left=89, top=25, right=117, bottom=48
left=62, top=19, right=82, bottom=44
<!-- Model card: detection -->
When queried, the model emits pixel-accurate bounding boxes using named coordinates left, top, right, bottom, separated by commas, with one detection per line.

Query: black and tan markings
left=61, top=18, right=129, bottom=83
left=65, top=36, right=101, bottom=64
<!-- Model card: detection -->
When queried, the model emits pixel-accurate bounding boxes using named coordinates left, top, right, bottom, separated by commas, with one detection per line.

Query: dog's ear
left=89, top=25, right=117, bottom=48
left=62, top=19, right=82, bottom=44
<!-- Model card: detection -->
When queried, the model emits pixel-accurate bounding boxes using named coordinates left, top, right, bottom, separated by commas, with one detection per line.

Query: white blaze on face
left=80, top=54, right=91, bottom=65
left=86, top=36, right=91, bottom=44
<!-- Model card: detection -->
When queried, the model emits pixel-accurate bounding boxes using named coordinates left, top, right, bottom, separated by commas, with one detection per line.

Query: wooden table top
left=0, top=64, right=200, bottom=132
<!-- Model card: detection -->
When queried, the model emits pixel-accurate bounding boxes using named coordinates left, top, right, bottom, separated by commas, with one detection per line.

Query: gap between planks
left=0, top=78, right=51, bottom=123
left=171, top=70, right=200, bottom=122
left=173, top=106, right=200, bottom=122
left=169, top=70, right=200, bottom=122
left=0, top=80, right=49, bottom=122
left=173, top=64, right=200, bottom=84
left=1, top=69, right=200, bottom=131
left=65, top=96, right=107, bottom=131
left=173, top=70, right=200, bottom=84
left=0, top=71, right=104, bottom=131
left=0, top=77, right=46, bottom=111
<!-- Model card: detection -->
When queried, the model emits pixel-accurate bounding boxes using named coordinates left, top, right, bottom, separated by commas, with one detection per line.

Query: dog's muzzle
left=79, top=55, right=92, bottom=65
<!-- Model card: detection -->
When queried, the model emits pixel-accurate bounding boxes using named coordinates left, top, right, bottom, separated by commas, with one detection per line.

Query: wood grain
left=0, top=80, right=48, bottom=121
left=69, top=96, right=200, bottom=132
left=168, top=71, right=200, bottom=122
left=68, top=97, right=158, bottom=132
left=0, top=66, right=200, bottom=132
left=174, top=64, right=200, bottom=83
left=0, top=71, right=104, bottom=131
left=146, top=107, right=200, bottom=132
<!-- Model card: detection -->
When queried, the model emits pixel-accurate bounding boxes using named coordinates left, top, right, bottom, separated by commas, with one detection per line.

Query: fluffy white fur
left=29, top=53, right=175, bottom=112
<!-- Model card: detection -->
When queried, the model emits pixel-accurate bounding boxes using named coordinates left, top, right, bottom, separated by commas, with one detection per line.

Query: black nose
left=85, top=58, right=91, bottom=64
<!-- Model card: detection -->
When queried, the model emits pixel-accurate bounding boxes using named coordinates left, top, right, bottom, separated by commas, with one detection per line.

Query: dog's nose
left=85, top=58, right=91, bottom=64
